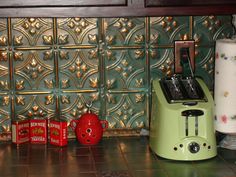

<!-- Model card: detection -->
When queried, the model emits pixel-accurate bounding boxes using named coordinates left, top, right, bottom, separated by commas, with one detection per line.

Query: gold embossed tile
left=0, top=16, right=235, bottom=137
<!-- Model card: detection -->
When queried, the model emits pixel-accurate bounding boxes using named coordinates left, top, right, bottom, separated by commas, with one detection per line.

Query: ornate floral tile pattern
left=0, top=16, right=234, bottom=139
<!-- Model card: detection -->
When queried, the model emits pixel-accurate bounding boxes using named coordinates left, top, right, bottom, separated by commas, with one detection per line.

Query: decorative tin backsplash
left=0, top=16, right=234, bottom=139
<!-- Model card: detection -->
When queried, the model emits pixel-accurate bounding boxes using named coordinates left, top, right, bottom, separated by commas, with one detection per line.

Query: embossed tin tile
left=0, top=16, right=234, bottom=138
left=0, top=60, right=9, bottom=92
left=11, top=18, right=54, bottom=46
left=194, top=46, right=215, bottom=89
left=0, top=94, right=10, bottom=139
left=192, top=16, right=234, bottom=88
left=104, top=18, right=145, bottom=46
left=57, top=18, right=98, bottom=45
left=58, top=92, right=100, bottom=135
left=0, top=18, right=11, bottom=140
left=59, top=92, right=100, bottom=118
left=0, top=19, right=8, bottom=47
left=14, top=94, right=56, bottom=120
left=58, top=48, right=99, bottom=90
left=150, top=48, right=174, bottom=79
left=150, top=16, right=191, bottom=45
left=105, top=49, right=147, bottom=90
left=0, top=18, right=9, bottom=92
left=13, top=50, right=55, bottom=90
left=57, top=18, right=99, bottom=91
left=193, top=16, right=234, bottom=46
left=105, top=93, right=147, bottom=129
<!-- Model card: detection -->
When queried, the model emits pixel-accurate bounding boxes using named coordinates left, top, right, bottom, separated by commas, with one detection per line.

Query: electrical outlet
left=174, top=40, right=195, bottom=74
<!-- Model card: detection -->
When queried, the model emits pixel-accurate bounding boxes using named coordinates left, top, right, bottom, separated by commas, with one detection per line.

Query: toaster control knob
left=188, top=142, right=200, bottom=153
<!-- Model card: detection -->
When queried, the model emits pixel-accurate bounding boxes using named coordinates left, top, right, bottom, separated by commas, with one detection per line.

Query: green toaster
left=149, top=76, right=217, bottom=161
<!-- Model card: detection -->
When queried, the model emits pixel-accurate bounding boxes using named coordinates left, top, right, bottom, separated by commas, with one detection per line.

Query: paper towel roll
left=215, top=39, right=236, bottom=134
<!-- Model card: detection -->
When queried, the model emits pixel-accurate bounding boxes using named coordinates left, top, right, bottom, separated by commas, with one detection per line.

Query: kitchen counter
left=0, top=136, right=236, bottom=177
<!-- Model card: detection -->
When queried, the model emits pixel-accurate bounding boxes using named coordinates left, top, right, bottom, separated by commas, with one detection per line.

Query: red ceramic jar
left=70, top=111, right=108, bottom=145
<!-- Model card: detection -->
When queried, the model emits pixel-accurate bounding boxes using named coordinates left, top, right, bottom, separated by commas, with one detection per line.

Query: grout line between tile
left=118, top=138, right=139, bottom=177
left=217, top=153, right=236, bottom=174
left=89, top=146, right=97, bottom=174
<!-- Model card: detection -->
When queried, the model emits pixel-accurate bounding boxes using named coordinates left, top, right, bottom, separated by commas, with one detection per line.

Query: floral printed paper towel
left=215, top=39, right=236, bottom=134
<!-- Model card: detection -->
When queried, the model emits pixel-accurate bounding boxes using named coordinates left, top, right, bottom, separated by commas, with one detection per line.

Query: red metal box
left=30, top=119, right=47, bottom=144
left=49, top=120, right=67, bottom=146
left=12, top=119, right=30, bottom=144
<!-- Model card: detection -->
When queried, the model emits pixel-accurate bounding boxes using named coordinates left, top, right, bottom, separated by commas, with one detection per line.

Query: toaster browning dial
left=188, top=142, right=200, bottom=153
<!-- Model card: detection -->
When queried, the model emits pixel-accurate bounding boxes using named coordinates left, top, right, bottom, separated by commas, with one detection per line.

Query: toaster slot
left=182, top=110, right=204, bottom=136
left=181, top=78, right=205, bottom=100
left=195, top=116, right=198, bottom=136
left=160, top=76, right=207, bottom=103
left=185, top=116, right=189, bottom=136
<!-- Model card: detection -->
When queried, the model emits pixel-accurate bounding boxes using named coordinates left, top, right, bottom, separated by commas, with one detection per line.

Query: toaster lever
left=182, top=101, right=197, bottom=106
left=181, top=110, right=204, bottom=117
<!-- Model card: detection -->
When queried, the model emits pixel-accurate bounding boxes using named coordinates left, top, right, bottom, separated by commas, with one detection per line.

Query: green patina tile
left=193, top=16, right=234, bottom=46
left=150, top=16, right=190, bottom=45
left=13, top=50, right=55, bottom=90
left=0, top=19, right=8, bottom=91
left=0, top=62, right=9, bottom=92
left=57, top=18, right=98, bottom=45
left=105, top=93, right=148, bottom=129
left=0, top=95, right=10, bottom=137
left=0, top=18, right=8, bottom=47
left=58, top=48, right=99, bottom=90
left=11, top=18, right=54, bottom=46
left=57, top=18, right=99, bottom=91
left=104, top=18, right=146, bottom=46
left=105, top=49, right=147, bottom=91
left=194, top=46, right=214, bottom=89
left=58, top=92, right=100, bottom=117
left=150, top=48, right=174, bottom=80
left=14, top=94, right=56, bottom=120
left=0, top=16, right=235, bottom=135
